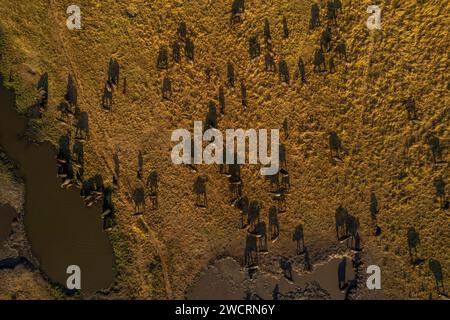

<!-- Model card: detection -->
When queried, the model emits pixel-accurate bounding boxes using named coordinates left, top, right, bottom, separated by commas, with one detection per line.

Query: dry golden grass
left=0, top=266, right=53, bottom=300
left=0, top=0, right=448, bottom=299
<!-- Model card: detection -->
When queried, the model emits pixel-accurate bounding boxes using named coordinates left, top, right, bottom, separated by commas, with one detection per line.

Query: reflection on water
left=0, top=85, right=115, bottom=294
left=189, top=256, right=355, bottom=300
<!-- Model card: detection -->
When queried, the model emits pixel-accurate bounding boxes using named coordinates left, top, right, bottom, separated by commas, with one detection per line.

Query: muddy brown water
left=189, top=256, right=355, bottom=300
left=0, top=204, right=17, bottom=243
left=0, top=85, right=115, bottom=294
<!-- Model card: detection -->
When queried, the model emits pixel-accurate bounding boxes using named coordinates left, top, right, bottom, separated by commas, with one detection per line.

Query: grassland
left=0, top=0, right=448, bottom=299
